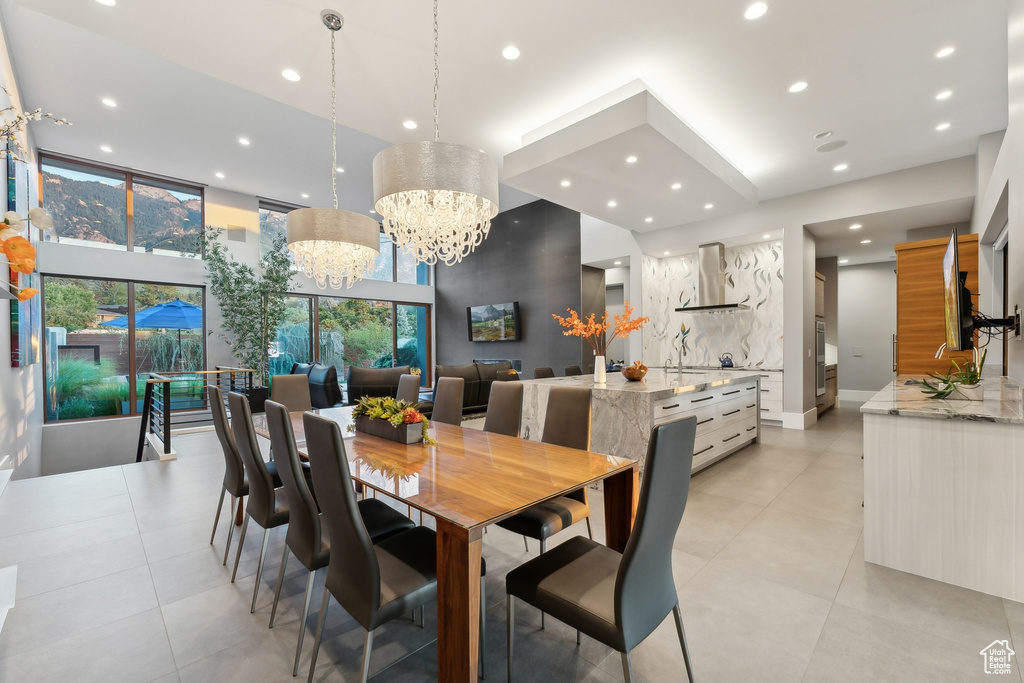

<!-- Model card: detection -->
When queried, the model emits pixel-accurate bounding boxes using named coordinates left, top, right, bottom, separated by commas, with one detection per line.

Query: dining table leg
left=602, top=465, right=640, bottom=552
left=435, top=520, right=483, bottom=683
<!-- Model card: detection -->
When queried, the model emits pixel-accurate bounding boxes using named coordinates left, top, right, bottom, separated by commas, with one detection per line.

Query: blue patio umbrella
left=101, top=298, right=203, bottom=369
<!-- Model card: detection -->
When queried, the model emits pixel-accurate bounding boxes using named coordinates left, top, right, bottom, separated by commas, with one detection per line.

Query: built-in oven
left=815, top=320, right=826, bottom=397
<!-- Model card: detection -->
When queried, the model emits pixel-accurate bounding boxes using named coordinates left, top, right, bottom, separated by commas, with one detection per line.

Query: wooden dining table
left=253, top=406, right=639, bottom=683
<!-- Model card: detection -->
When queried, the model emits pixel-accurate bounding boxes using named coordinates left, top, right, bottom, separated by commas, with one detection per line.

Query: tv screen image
left=467, top=302, right=520, bottom=342
left=942, top=228, right=973, bottom=352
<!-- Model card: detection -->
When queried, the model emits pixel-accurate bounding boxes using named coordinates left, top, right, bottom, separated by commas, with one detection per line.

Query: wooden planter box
left=354, top=416, right=423, bottom=444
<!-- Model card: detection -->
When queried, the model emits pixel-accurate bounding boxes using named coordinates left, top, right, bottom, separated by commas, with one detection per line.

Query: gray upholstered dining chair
left=270, top=374, right=313, bottom=412
left=533, top=367, right=555, bottom=379
left=227, top=391, right=292, bottom=614
left=302, top=412, right=440, bottom=683
left=396, top=373, right=420, bottom=404
left=506, top=416, right=698, bottom=683
left=208, top=385, right=281, bottom=566
left=483, top=381, right=523, bottom=437
left=564, top=365, right=582, bottom=376
left=431, top=375, right=465, bottom=426
left=496, top=386, right=594, bottom=556
left=263, top=401, right=416, bottom=676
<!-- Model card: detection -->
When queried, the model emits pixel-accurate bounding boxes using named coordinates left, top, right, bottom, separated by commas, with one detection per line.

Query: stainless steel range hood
left=675, top=242, right=749, bottom=313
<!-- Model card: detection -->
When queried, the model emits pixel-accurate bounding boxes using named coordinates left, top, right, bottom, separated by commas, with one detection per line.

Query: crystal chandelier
left=287, top=9, right=379, bottom=289
left=372, top=0, right=499, bottom=266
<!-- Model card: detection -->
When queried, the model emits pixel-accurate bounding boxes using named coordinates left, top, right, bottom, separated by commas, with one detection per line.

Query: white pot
left=952, top=382, right=984, bottom=401
left=594, top=355, right=607, bottom=384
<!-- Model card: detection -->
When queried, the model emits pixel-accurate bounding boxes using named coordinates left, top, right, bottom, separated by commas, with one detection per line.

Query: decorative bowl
left=621, top=361, right=648, bottom=381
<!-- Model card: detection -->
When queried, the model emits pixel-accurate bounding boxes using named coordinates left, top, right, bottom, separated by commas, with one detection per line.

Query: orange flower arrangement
left=2, top=209, right=53, bottom=300
left=552, top=301, right=649, bottom=356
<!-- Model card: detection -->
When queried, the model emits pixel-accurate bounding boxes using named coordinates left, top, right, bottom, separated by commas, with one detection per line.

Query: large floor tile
left=0, top=608, right=175, bottom=683
left=673, top=490, right=763, bottom=560
left=768, top=454, right=865, bottom=527
left=0, top=565, right=158, bottom=660
left=0, top=466, right=127, bottom=508
left=0, top=511, right=139, bottom=566
left=14, top=533, right=148, bottom=600
left=0, top=492, right=135, bottom=538
left=141, top=515, right=231, bottom=565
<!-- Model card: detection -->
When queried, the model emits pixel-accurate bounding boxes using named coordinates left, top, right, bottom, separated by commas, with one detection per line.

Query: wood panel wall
left=895, top=234, right=978, bottom=375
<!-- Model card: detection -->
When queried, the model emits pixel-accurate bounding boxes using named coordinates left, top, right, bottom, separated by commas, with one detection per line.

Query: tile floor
left=0, top=406, right=1021, bottom=682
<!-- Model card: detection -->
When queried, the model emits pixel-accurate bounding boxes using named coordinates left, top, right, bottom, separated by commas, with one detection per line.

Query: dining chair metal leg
left=585, top=516, right=594, bottom=541
left=539, top=539, right=546, bottom=629
left=210, top=488, right=226, bottom=545
left=222, top=496, right=239, bottom=566
left=269, top=543, right=290, bottom=628
left=231, top=514, right=250, bottom=582
left=250, top=528, right=271, bottom=613
left=418, top=606, right=425, bottom=628
left=673, top=603, right=696, bottom=683
left=479, top=576, right=486, bottom=679
left=358, top=629, right=374, bottom=683
left=292, top=570, right=317, bottom=676
left=306, top=588, right=331, bottom=683
left=506, top=595, right=515, bottom=683
left=621, top=651, right=633, bottom=683
left=522, top=536, right=529, bottom=552
left=576, top=630, right=580, bottom=646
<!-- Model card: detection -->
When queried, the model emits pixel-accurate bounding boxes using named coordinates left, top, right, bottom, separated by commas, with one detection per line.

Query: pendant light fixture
left=287, top=9, right=380, bottom=289
left=372, top=0, right=499, bottom=266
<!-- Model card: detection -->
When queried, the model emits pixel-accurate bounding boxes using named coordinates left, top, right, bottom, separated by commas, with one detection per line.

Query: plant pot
left=354, top=415, right=423, bottom=444
left=594, top=355, right=607, bottom=384
left=952, top=383, right=984, bottom=401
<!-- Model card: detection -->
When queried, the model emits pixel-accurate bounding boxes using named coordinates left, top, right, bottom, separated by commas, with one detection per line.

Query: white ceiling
left=0, top=0, right=1008, bottom=257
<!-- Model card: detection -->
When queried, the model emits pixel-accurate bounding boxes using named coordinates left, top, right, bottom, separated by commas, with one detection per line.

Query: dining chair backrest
left=431, top=376, right=464, bottom=426
left=564, top=365, right=582, bottom=376
left=396, top=373, right=420, bottom=404
left=270, top=374, right=313, bottom=412
left=533, top=367, right=555, bottom=379
left=483, top=381, right=523, bottom=437
left=228, top=391, right=282, bottom=525
left=303, top=412, right=380, bottom=631
left=542, top=386, right=591, bottom=451
left=265, top=400, right=321, bottom=569
left=615, top=416, right=697, bottom=652
left=497, top=369, right=520, bottom=381
left=208, top=385, right=245, bottom=496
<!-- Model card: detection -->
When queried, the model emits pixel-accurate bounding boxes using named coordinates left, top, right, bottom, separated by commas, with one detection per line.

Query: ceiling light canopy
left=287, top=9, right=380, bottom=289
left=373, top=0, right=499, bottom=266
left=744, top=2, right=768, bottom=20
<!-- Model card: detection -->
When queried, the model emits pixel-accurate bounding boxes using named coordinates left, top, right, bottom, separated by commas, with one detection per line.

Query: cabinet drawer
left=717, top=395, right=754, bottom=428
left=691, top=416, right=758, bottom=471
left=760, top=398, right=783, bottom=420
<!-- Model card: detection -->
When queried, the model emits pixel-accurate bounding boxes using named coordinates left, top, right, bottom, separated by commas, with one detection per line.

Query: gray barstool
left=483, top=381, right=523, bottom=437
left=270, top=374, right=313, bottom=412
left=431, top=376, right=464, bottom=426
left=263, top=401, right=416, bottom=676
left=506, top=416, right=698, bottom=683
left=533, top=367, right=555, bottom=379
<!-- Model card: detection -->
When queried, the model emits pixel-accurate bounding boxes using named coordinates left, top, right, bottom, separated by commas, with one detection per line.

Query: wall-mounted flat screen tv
left=467, top=302, right=521, bottom=342
left=942, top=228, right=973, bottom=351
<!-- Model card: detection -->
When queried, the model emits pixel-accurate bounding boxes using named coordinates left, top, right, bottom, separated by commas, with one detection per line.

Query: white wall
left=837, top=261, right=897, bottom=401
left=580, top=214, right=644, bottom=363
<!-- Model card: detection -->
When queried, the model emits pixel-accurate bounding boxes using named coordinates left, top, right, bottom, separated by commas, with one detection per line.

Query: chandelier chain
left=330, top=28, right=338, bottom=210
left=433, top=0, right=439, bottom=143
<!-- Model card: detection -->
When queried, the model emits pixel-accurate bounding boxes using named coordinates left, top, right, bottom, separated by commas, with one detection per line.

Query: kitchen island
left=521, top=369, right=761, bottom=473
left=862, top=377, right=1024, bottom=601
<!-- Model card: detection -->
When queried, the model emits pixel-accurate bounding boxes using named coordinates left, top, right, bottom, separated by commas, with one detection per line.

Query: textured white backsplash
left=643, top=241, right=785, bottom=368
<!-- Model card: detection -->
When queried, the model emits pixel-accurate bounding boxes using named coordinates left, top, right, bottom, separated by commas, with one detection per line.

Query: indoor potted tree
left=202, top=227, right=295, bottom=411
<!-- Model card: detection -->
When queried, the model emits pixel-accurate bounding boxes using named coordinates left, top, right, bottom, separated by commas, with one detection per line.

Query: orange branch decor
left=552, top=301, right=649, bottom=356
left=2, top=209, right=54, bottom=300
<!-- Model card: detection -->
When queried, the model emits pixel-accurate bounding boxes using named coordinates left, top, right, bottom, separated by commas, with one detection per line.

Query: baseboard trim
left=782, top=408, right=818, bottom=430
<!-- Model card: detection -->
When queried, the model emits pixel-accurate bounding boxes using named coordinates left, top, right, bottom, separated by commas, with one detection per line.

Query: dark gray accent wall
left=580, top=265, right=606, bottom=373
left=434, top=199, right=582, bottom=377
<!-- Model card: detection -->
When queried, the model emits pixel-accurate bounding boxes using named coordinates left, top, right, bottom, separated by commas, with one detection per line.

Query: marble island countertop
left=524, top=369, right=760, bottom=401
left=860, top=376, right=1024, bottom=424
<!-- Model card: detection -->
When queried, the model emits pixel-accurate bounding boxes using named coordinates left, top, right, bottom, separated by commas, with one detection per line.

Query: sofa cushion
left=475, top=361, right=512, bottom=408
left=346, top=366, right=410, bottom=405
left=307, top=363, right=343, bottom=408
left=291, top=362, right=315, bottom=376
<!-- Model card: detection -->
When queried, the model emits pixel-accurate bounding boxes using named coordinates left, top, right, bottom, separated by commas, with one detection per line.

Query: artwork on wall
left=8, top=146, right=40, bottom=367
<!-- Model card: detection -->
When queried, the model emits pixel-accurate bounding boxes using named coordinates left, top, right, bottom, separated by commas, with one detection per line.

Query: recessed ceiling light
left=788, top=81, right=808, bottom=93
left=849, top=223, right=862, bottom=230
left=614, top=261, right=622, bottom=265
left=99, top=145, right=112, bottom=153
left=403, top=120, right=418, bottom=129
left=608, top=200, right=617, bottom=207
left=744, top=2, right=768, bottom=20
left=833, top=163, right=848, bottom=172
left=671, top=182, right=682, bottom=190
left=936, top=46, right=955, bottom=58
left=95, top=0, right=116, bottom=6
left=215, top=172, right=225, bottom=179
left=763, top=234, right=770, bottom=239
left=936, top=90, right=952, bottom=100
left=626, top=155, right=638, bottom=163
left=301, top=193, right=309, bottom=199
left=101, top=97, right=117, bottom=107
left=502, top=45, right=520, bottom=60
left=839, top=259, right=849, bottom=264
left=281, top=69, right=301, bottom=82
left=336, top=167, right=345, bottom=173
left=664, top=251, right=670, bottom=256
left=645, top=217, right=654, bottom=223
left=704, top=203, right=714, bottom=209
left=816, top=140, right=847, bottom=153
left=814, top=131, right=833, bottom=140
left=560, top=180, right=571, bottom=187
left=238, top=137, right=250, bottom=145
left=935, top=122, right=951, bottom=131
left=860, top=239, right=871, bottom=244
